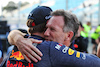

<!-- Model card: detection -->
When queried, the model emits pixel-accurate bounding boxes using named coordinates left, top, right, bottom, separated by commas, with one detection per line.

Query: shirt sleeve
left=49, top=41, right=100, bottom=67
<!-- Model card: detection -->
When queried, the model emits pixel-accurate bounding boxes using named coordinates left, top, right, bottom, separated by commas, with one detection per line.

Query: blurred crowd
left=70, top=21, right=100, bottom=55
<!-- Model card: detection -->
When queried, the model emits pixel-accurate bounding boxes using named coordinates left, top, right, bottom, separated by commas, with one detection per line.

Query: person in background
left=82, top=21, right=91, bottom=45
left=95, top=24, right=100, bottom=45
left=70, top=22, right=88, bottom=53
left=83, top=21, right=91, bottom=38
left=91, top=24, right=100, bottom=55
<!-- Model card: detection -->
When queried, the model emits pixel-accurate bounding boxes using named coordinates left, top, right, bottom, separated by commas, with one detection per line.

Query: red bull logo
left=7, top=60, right=34, bottom=67
left=10, top=50, right=24, bottom=60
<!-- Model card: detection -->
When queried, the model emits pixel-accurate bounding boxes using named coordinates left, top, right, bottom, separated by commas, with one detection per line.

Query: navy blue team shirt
left=6, top=35, right=100, bottom=67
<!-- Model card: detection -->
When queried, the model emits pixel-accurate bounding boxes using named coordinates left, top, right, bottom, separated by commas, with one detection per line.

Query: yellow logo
left=10, top=50, right=24, bottom=60
left=68, top=48, right=75, bottom=55
left=76, top=51, right=80, bottom=58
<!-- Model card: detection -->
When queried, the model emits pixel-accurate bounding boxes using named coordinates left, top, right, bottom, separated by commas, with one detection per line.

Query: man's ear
left=65, top=31, right=74, bottom=41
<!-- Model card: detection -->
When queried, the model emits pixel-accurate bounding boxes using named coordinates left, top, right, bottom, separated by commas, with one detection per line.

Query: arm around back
left=7, top=30, right=26, bottom=46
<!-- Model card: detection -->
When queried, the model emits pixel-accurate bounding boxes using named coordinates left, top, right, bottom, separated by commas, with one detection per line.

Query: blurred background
left=0, top=0, right=100, bottom=59
left=0, top=0, right=100, bottom=30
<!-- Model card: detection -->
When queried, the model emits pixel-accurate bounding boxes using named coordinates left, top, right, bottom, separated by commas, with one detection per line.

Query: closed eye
left=50, top=27, right=55, bottom=31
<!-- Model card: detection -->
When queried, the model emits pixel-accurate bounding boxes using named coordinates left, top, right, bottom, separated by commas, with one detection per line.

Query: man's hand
left=8, top=30, right=43, bottom=63
left=15, top=37, right=43, bottom=63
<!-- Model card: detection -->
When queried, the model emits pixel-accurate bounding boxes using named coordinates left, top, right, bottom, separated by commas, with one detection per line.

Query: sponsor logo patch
left=10, top=50, right=24, bottom=60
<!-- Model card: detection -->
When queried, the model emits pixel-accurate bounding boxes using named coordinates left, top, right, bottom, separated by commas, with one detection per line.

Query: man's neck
left=32, top=32, right=44, bottom=38
left=63, top=41, right=71, bottom=47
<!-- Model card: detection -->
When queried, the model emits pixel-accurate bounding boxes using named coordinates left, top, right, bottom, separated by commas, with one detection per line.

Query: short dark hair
left=27, top=19, right=46, bottom=34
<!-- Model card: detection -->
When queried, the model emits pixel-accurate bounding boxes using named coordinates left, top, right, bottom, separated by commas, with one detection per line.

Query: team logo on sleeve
left=62, top=47, right=68, bottom=53
left=55, top=43, right=63, bottom=50
left=76, top=51, right=80, bottom=58
left=68, top=48, right=80, bottom=58
left=68, top=48, right=75, bottom=55
left=82, top=53, right=86, bottom=60
left=55, top=44, right=82, bottom=59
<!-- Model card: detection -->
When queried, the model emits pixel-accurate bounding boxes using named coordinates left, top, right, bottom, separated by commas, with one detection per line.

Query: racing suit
left=6, top=35, right=100, bottom=67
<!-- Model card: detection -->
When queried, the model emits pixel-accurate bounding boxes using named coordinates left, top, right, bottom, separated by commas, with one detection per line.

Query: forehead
left=47, top=16, right=64, bottom=27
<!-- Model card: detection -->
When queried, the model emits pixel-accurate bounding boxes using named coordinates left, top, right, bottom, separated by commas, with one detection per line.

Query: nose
left=44, top=28, right=50, bottom=36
